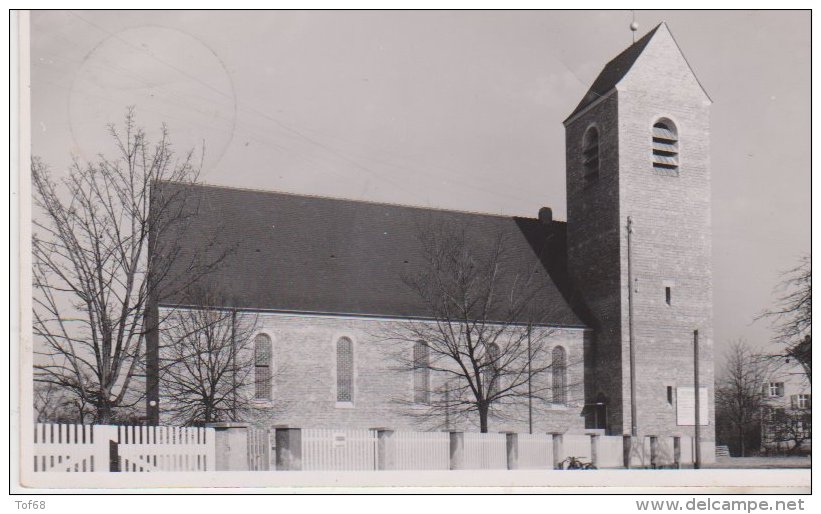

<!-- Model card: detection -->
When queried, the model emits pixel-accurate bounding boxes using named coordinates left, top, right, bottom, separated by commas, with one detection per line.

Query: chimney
left=538, top=207, right=553, bottom=225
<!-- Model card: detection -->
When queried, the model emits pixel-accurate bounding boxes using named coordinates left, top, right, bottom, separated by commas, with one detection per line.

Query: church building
left=145, top=23, right=715, bottom=455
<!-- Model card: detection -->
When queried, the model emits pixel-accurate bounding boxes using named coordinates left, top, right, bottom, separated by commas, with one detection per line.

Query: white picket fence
left=561, top=434, right=592, bottom=463
left=517, top=433, right=553, bottom=469
left=301, top=428, right=377, bottom=471
left=390, top=431, right=450, bottom=470
left=679, top=436, right=695, bottom=465
left=462, top=432, right=507, bottom=469
left=248, top=427, right=273, bottom=471
left=626, top=436, right=652, bottom=467
left=596, top=435, right=625, bottom=468
left=32, top=423, right=216, bottom=472
left=33, top=423, right=113, bottom=472
left=33, top=422, right=707, bottom=472
left=115, top=425, right=215, bottom=472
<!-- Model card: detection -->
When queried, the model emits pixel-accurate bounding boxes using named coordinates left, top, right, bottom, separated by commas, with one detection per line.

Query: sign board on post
left=676, top=387, right=708, bottom=426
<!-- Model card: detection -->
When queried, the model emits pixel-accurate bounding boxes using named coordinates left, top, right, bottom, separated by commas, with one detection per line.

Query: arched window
left=582, top=126, right=600, bottom=180
left=652, top=119, right=679, bottom=171
left=413, top=341, right=430, bottom=404
left=484, top=343, right=501, bottom=398
left=552, top=346, right=567, bottom=406
left=254, top=334, right=272, bottom=400
left=336, top=337, right=354, bottom=403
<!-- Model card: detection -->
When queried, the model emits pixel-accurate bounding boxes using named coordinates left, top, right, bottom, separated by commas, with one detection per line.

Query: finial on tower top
left=630, top=11, right=638, bottom=43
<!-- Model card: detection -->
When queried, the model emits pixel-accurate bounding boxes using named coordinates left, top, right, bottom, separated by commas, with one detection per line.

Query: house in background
left=762, top=365, right=811, bottom=454
left=145, top=22, right=716, bottom=460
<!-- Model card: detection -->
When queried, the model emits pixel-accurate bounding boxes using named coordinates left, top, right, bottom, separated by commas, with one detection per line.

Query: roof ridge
left=158, top=179, right=566, bottom=223
left=602, top=22, right=662, bottom=73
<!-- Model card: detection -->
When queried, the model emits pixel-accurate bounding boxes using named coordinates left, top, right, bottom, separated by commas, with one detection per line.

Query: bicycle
left=558, top=456, right=597, bottom=470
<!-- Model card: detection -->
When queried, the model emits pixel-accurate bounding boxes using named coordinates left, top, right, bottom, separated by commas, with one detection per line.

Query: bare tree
left=32, top=109, right=230, bottom=423
left=384, top=221, right=580, bottom=433
left=158, top=286, right=260, bottom=426
left=714, top=340, right=772, bottom=457
left=763, top=404, right=812, bottom=455
left=33, top=380, right=89, bottom=424
left=758, top=255, right=811, bottom=383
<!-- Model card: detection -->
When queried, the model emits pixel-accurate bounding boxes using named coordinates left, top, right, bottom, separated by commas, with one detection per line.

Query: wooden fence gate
left=32, top=423, right=115, bottom=472
left=115, top=425, right=216, bottom=472
left=247, top=427, right=273, bottom=471
left=301, top=429, right=377, bottom=471
left=32, top=424, right=216, bottom=472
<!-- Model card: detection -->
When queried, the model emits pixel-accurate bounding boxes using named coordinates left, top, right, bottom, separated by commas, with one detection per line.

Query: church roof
left=564, top=23, right=661, bottom=122
left=153, top=181, right=586, bottom=328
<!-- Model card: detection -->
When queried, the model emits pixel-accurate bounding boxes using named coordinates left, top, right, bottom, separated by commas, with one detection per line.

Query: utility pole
left=627, top=216, right=638, bottom=437
left=231, top=309, right=237, bottom=421
left=444, top=385, right=450, bottom=431
left=527, top=323, right=533, bottom=434
left=694, top=329, right=702, bottom=469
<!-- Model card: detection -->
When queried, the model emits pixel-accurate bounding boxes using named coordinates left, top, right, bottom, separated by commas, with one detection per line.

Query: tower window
left=652, top=120, right=679, bottom=171
left=552, top=346, right=567, bottom=406
left=582, top=126, right=600, bottom=181
left=484, top=343, right=501, bottom=398
left=413, top=341, right=430, bottom=404
left=665, top=286, right=672, bottom=306
left=667, top=386, right=674, bottom=405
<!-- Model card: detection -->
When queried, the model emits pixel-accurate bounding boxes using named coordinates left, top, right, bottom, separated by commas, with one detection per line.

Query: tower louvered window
left=652, top=120, right=679, bottom=171
left=582, top=126, right=600, bottom=180
left=254, top=334, right=272, bottom=400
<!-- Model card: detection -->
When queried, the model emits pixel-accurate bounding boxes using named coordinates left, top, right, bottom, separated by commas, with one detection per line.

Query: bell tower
left=564, top=23, right=714, bottom=454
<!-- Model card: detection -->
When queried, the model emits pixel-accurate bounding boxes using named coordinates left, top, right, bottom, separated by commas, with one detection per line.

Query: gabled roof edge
left=662, top=22, right=713, bottom=104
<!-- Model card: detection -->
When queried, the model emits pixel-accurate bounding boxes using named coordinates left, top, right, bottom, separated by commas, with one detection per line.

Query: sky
left=29, top=10, right=811, bottom=365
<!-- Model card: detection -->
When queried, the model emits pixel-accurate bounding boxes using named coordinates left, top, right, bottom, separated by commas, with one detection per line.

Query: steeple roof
left=564, top=24, right=662, bottom=123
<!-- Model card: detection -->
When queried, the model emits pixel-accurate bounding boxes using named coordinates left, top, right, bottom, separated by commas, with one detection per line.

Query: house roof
left=564, top=23, right=661, bottom=123
left=153, top=181, right=586, bottom=328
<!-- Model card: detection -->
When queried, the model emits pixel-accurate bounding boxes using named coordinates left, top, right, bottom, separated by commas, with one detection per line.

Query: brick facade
left=158, top=309, right=589, bottom=434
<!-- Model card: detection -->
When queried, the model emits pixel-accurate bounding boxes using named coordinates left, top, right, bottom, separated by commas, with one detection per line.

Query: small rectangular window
left=665, top=287, right=672, bottom=306
left=768, top=382, right=785, bottom=397
left=667, top=386, right=673, bottom=405
left=795, top=394, right=811, bottom=409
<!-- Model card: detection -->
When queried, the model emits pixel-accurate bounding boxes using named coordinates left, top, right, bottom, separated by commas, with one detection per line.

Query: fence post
left=206, top=422, right=249, bottom=471
left=650, top=435, right=659, bottom=469
left=504, top=432, right=519, bottom=470
left=589, top=434, right=600, bottom=468
left=374, top=428, right=394, bottom=471
left=449, top=431, right=464, bottom=470
left=551, top=432, right=563, bottom=469
left=622, top=434, right=632, bottom=469
left=274, top=426, right=302, bottom=471
left=673, top=436, right=682, bottom=469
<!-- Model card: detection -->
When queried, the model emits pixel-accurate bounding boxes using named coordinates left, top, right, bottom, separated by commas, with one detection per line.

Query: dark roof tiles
left=153, top=181, right=585, bottom=327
